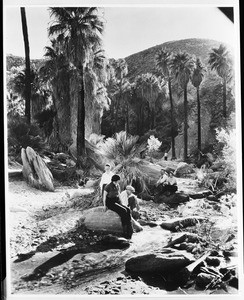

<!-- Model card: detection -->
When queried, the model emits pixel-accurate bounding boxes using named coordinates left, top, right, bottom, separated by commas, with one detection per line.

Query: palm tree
left=48, top=7, right=104, bottom=167
left=191, top=57, right=205, bottom=155
left=8, top=66, right=48, bottom=119
left=84, top=48, right=111, bottom=134
left=171, top=51, right=194, bottom=161
left=135, top=73, right=162, bottom=130
left=20, top=7, right=31, bottom=123
left=155, top=48, right=176, bottom=159
left=40, top=39, right=72, bottom=151
left=208, top=44, right=232, bottom=118
left=110, top=59, right=131, bottom=132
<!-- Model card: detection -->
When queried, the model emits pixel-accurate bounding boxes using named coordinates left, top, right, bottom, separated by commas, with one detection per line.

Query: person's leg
left=108, top=202, right=131, bottom=226
left=168, top=185, right=177, bottom=193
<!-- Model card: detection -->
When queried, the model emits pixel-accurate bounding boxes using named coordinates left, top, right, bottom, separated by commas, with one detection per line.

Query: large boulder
left=21, top=147, right=54, bottom=191
left=125, top=248, right=194, bottom=274
left=83, top=206, right=143, bottom=234
left=174, top=162, right=195, bottom=177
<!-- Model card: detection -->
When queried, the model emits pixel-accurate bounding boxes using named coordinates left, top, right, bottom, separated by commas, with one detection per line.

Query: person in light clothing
left=100, top=164, right=114, bottom=197
left=121, top=185, right=140, bottom=220
left=156, top=169, right=168, bottom=186
left=155, top=168, right=177, bottom=196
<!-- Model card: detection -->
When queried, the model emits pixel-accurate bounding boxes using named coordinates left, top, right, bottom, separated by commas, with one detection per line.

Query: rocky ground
left=7, top=170, right=239, bottom=296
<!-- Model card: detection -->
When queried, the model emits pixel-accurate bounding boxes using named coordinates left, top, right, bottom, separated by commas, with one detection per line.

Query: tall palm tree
left=171, top=51, right=194, bottom=161
left=155, top=48, right=176, bottom=159
left=48, top=7, right=104, bottom=167
left=191, top=57, right=205, bottom=155
left=135, top=73, right=162, bottom=130
left=20, top=7, right=31, bottom=124
left=208, top=44, right=232, bottom=118
left=40, top=39, right=71, bottom=151
left=108, top=59, right=131, bottom=132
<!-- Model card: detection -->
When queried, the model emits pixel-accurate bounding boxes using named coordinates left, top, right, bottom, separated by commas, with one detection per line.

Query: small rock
left=205, top=256, right=221, bottom=267
left=195, top=272, right=216, bottom=288
left=228, top=276, right=238, bottom=289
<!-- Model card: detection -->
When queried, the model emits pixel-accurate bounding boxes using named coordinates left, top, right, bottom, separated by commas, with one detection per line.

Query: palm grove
left=7, top=8, right=235, bottom=181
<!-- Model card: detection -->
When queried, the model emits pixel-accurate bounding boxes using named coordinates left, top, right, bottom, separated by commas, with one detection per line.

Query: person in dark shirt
left=103, top=175, right=133, bottom=239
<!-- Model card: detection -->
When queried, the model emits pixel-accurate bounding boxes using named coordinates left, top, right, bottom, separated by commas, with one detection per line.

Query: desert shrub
left=97, top=131, right=150, bottom=193
left=215, top=127, right=236, bottom=192
left=147, top=135, right=162, bottom=159
left=88, top=133, right=106, bottom=147
left=8, top=114, right=45, bottom=160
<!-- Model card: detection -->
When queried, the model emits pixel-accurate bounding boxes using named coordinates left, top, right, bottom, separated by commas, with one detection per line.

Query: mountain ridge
left=124, top=38, right=233, bottom=81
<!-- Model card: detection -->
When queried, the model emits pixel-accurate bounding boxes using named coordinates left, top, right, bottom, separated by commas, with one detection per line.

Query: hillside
left=125, top=38, right=233, bottom=81
left=6, top=54, right=45, bottom=71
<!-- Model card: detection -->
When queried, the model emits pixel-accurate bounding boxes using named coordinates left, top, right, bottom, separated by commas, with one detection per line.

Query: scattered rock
left=195, top=272, right=216, bottom=288
left=160, top=217, right=205, bottom=232
left=228, top=276, right=238, bottom=289
left=154, top=192, right=189, bottom=206
left=125, top=248, right=194, bottom=275
left=100, top=234, right=130, bottom=249
left=207, top=195, right=219, bottom=202
left=189, top=191, right=212, bottom=199
left=205, top=257, right=221, bottom=267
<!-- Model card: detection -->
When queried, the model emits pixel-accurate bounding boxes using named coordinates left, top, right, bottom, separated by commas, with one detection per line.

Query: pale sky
left=4, top=6, right=235, bottom=60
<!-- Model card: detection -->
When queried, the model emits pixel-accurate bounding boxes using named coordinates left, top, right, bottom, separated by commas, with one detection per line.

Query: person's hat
left=126, top=185, right=135, bottom=192
left=105, top=163, right=111, bottom=167
left=111, top=174, right=120, bottom=182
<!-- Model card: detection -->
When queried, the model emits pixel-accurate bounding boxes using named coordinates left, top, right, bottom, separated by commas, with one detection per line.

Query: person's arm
left=118, top=188, right=123, bottom=205
left=103, top=190, right=108, bottom=211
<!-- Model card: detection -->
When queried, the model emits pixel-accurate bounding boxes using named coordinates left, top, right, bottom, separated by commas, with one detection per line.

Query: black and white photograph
left=3, top=0, right=243, bottom=298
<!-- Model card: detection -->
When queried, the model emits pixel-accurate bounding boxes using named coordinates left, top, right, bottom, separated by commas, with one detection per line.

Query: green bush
left=8, top=115, right=45, bottom=160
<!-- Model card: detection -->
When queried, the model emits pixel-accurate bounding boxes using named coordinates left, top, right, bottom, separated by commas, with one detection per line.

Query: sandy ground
left=6, top=176, right=239, bottom=296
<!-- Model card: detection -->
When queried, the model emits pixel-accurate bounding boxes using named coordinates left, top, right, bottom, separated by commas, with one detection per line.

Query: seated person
left=103, top=175, right=133, bottom=239
left=156, top=168, right=178, bottom=195
left=120, top=185, right=140, bottom=220
left=156, top=169, right=168, bottom=186
left=165, top=170, right=178, bottom=194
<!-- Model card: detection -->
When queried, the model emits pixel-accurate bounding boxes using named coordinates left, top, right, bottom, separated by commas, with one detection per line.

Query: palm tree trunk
left=125, top=99, right=129, bottom=133
left=197, top=87, right=201, bottom=154
left=183, top=86, right=188, bottom=161
left=151, top=108, right=155, bottom=129
left=115, top=97, right=119, bottom=132
left=223, top=78, right=227, bottom=118
left=140, top=103, right=144, bottom=135
left=20, top=7, right=31, bottom=124
left=77, top=73, right=86, bottom=167
left=169, top=78, right=176, bottom=159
